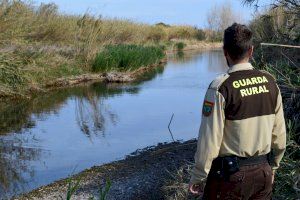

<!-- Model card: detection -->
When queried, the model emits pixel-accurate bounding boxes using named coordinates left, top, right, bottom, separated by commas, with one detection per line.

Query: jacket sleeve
left=269, top=90, right=286, bottom=170
left=190, top=88, right=225, bottom=184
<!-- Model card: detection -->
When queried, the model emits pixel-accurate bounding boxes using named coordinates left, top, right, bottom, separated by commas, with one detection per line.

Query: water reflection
left=134, top=65, right=165, bottom=83
left=0, top=65, right=165, bottom=197
left=167, top=50, right=226, bottom=70
left=0, top=100, right=36, bottom=135
left=0, top=136, right=42, bottom=198
left=75, top=89, right=117, bottom=137
left=0, top=50, right=227, bottom=198
left=0, top=70, right=163, bottom=136
left=207, top=50, right=227, bottom=72
left=176, top=51, right=185, bottom=60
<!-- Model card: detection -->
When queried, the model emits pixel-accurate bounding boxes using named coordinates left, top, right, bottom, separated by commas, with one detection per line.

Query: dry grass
left=0, top=1, right=207, bottom=47
left=259, top=60, right=300, bottom=200
left=0, top=0, right=209, bottom=98
left=163, top=161, right=195, bottom=200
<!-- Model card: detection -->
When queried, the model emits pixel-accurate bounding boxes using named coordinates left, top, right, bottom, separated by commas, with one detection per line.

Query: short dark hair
left=223, top=23, right=253, bottom=61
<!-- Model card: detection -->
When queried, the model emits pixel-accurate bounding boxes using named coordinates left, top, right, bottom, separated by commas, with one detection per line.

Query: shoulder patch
left=203, top=100, right=214, bottom=116
left=209, top=73, right=230, bottom=90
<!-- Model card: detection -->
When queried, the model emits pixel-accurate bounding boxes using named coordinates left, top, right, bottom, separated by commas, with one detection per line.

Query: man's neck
left=229, top=59, right=250, bottom=67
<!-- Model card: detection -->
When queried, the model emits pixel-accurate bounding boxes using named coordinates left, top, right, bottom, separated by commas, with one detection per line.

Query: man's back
left=189, top=23, right=286, bottom=200
left=217, top=63, right=284, bottom=159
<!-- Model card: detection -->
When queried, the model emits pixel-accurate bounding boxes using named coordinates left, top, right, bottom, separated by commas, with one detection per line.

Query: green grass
left=258, top=61, right=300, bottom=200
left=63, top=177, right=82, bottom=200
left=0, top=1, right=213, bottom=98
left=175, top=42, right=186, bottom=51
left=92, top=45, right=165, bottom=72
left=62, top=177, right=111, bottom=200
left=250, top=10, right=300, bottom=196
left=0, top=54, right=27, bottom=96
left=274, top=119, right=300, bottom=200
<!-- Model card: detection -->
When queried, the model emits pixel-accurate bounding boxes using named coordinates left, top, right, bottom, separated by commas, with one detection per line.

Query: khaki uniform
left=190, top=62, right=286, bottom=185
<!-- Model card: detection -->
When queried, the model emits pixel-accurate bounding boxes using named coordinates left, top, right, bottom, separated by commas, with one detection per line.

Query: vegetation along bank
left=0, top=1, right=221, bottom=99
left=5, top=0, right=300, bottom=199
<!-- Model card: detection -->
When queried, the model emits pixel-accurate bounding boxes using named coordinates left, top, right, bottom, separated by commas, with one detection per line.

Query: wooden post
left=260, top=43, right=300, bottom=49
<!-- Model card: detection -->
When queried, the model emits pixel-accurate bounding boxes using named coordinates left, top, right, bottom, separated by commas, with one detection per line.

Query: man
left=189, top=23, right=286, bottom=199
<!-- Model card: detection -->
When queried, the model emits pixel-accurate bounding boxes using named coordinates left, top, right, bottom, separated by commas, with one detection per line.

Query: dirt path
left=15, top=140, right=197, bottom=200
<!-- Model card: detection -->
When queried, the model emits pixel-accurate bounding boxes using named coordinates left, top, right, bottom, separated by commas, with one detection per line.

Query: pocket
left=263, top=164, right=273, bottom=191
left=219, top=171, right=244, bottom=199
left=229, top=170, right=245, bottom=183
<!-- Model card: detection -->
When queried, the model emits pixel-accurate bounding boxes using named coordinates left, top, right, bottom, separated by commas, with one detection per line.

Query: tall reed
left=92, top=45, right=165, bottom=72
left=0, top=0, right=208, bottom=97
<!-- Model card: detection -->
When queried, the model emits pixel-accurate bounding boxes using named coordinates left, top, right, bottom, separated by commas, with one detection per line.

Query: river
left=0, top=50, right=227, bottom=198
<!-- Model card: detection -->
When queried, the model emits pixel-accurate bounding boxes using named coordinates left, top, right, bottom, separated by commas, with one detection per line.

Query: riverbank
left=15, top=140, right=198, bottom=200
left=0, top=42, right=221, bottom=100
left=166, top=40, right=222, bottom=53
left=36, top=58, right=168, bottom=91
left=42, top=41, right=222, bottom=89
left=0, top=1, right=223, bottom=100
left=0, top=44, right=166, bottom=99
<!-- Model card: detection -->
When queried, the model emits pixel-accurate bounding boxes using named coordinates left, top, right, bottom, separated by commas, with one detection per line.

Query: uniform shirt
left=190, top=62, right=286, bottom=184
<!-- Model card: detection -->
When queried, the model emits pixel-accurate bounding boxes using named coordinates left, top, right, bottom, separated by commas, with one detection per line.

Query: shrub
left=175, top=42, right=186, bottom=51
left=0, top=54, right=26, bottom=88
left=147, top=26, right=167, bottom=43
left=195, top=28, right=206, bottom=41
left=249, top=6, right=300, bottom=44
left=92, top=45, right=165, bottom=72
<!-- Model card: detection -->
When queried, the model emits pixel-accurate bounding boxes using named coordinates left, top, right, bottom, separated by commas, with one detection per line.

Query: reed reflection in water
left=0, top=50, right=226, bottom=198
left=0, top=65, right=165, bottom=197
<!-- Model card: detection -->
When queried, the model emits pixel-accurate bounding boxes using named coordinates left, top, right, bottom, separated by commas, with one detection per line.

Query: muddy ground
left=15, top=140, right=197, bottom=200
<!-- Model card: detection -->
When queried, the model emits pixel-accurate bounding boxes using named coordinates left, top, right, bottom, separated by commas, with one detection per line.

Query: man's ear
left=248, top=46, right=254, bottom=58
left=223, top=48, right=228, bottom=57
left=223, top=48, right=232, bottom=67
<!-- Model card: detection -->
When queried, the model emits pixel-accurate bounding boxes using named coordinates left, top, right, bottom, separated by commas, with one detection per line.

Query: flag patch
left=203, top=100, right=214, bottom=116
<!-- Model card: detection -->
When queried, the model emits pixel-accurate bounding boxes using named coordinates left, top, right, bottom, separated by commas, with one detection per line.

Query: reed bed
left=92, top=45, right=165, bottom=72
left=0, top=0, right=208, bottom=97
left=0, top=1, right=206, bottom=48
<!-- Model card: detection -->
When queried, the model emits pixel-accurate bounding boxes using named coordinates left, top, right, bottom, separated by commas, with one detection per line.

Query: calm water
left=0, top=50, right=227, bottom=198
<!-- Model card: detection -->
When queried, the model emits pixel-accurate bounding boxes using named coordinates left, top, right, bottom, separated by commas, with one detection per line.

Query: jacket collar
left=227, top=62, right=254, bottom=73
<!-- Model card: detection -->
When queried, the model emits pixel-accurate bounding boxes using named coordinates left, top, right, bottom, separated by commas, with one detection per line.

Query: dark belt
left=210, top=154, right=269, bottom=180
left=237, top=154, right=268, bottom=166
left=211, top=154, right=268, bottom=172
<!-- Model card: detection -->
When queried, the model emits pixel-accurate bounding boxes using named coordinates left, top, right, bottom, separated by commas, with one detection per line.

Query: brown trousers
left=203, top=163, right=273, bottom=200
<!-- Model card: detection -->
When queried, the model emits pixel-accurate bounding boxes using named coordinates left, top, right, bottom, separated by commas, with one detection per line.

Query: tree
left=243, top=0, right=300, bottom=14
left=244, top=0, right=300, bottom=43
left=206, top=3, right=243, bottom=41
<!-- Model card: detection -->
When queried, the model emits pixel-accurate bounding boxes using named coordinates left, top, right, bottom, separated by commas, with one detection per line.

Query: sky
left=33, top=0, right=271, bottom=28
